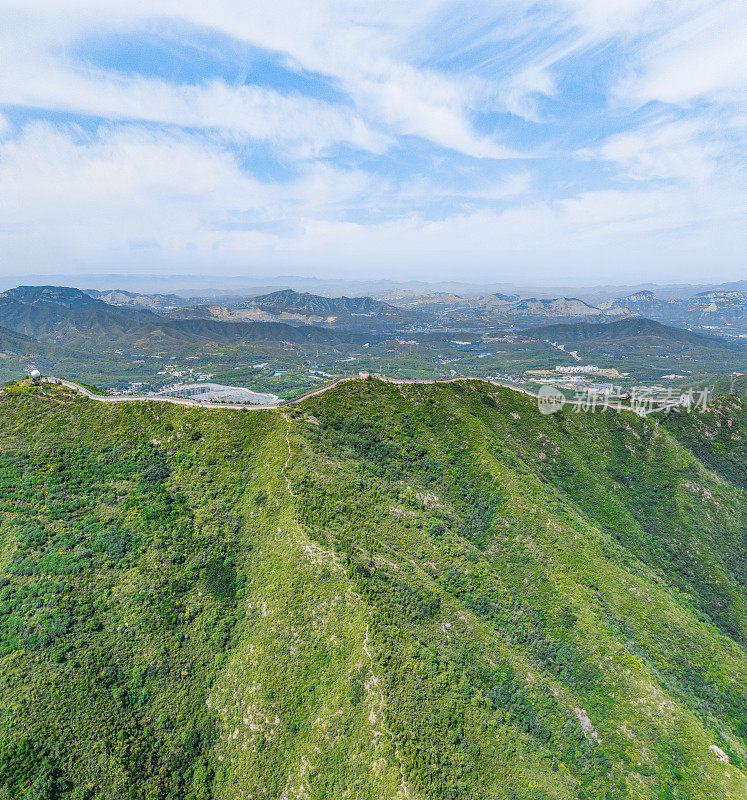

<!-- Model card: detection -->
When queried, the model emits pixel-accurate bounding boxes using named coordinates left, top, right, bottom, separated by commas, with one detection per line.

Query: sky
left=0, top=0, right=745, bottom=286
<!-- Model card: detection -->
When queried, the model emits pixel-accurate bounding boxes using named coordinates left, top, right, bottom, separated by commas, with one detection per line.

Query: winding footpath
left=281, top=418, right=414, bottom=799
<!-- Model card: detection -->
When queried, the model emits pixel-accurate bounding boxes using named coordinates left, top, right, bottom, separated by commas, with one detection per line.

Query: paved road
left=41, top=374, right=673, bottom=417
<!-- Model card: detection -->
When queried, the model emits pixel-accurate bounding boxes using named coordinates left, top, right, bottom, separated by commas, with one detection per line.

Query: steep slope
left=0, top=379, right=745, bottom=799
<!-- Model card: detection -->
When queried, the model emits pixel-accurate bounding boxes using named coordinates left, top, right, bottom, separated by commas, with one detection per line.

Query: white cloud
left=487, top=1, right=741, bottom=120
left=559, top=0, right=685, bottom=37
left=0, top=3, right=516, bottom=158
left=614, top=0, right=747, bottom=106
left=0, top=123, right=381, bottom=265
left=5, top=1, right=741, bottom=153
left=585, top=116, right=724, bottom=183
left=400, top=170, right=532, bottom=203
left=0, top=1, right=744, bottom=281
left=0, top=36, right=388, bottom=155
left=119, top=1, right=514, bottom=156
left=0, top=122, right=742, bottom=283
left=282, top=182, right=746, bottom=283
left=497, top=65, right=558, bottom=121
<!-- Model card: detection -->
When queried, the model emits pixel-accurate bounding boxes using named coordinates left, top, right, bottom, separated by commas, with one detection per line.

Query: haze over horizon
left=1, top=1, right=745, bottom=284
left=2, top=272, right=746, bottom=299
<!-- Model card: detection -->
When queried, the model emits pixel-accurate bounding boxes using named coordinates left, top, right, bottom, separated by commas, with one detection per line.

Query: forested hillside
left=0, top=378, right=745, bottom=799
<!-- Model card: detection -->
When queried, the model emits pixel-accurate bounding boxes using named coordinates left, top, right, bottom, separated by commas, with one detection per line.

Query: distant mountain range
left=253, top=289, right=404, bottom=318
left=479, top=294, right=601, bottom=317
left=169, top=288, right=421, bottom=328
left=371, top=279, right=747, bottom=306
left=523, top=317, right=743, bottom=350
left=73, top=284, right=747, bottom=334
left=3, top=285, right=744, bottom=364
left=0, top=286, right=344, bottom=349
left=596, top=289, right=747, bottom=329
left=85, top=288, right=192, bottom=310
left=387, top=287, right=747, bottom=332
left=339, top=289, right=605, bottom=321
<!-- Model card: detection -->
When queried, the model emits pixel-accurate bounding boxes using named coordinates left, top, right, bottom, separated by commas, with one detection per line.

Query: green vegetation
left=64, top=381, right=107, bottom=396
left=0, top=378, right=745, bottom=798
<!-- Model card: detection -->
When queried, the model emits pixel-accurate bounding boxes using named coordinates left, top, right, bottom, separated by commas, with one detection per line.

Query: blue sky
left=0, top=1, right=744, bottom=285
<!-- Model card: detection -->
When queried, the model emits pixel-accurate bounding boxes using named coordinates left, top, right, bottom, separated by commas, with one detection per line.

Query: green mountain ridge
left=0, top=378, right=745, bottom=798
left=523, top=317, right=741, bottom=349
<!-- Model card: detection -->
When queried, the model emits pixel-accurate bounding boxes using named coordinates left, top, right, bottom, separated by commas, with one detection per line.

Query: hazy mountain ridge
left=386, top=291, right=605, bottom=320
left=84, top=289, right=191, bottom=310
left=251, top=289, right=403, bottom=316
left=61, top=283, right=747, bottom=334
left=383, top=286, right=747, bottom=331
left=171, top=289, right=423, bottom=329
left=600, top=291, right=747, bottom=331
left=0, top=286, right=344, bottom=349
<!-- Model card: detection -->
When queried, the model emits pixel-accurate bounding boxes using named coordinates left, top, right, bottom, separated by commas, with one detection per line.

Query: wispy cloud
left=583, top=116, right=725, bottom=183
left=614, top=0, right=746, bottom=106
left=0, top=1, right=744, bottom=281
